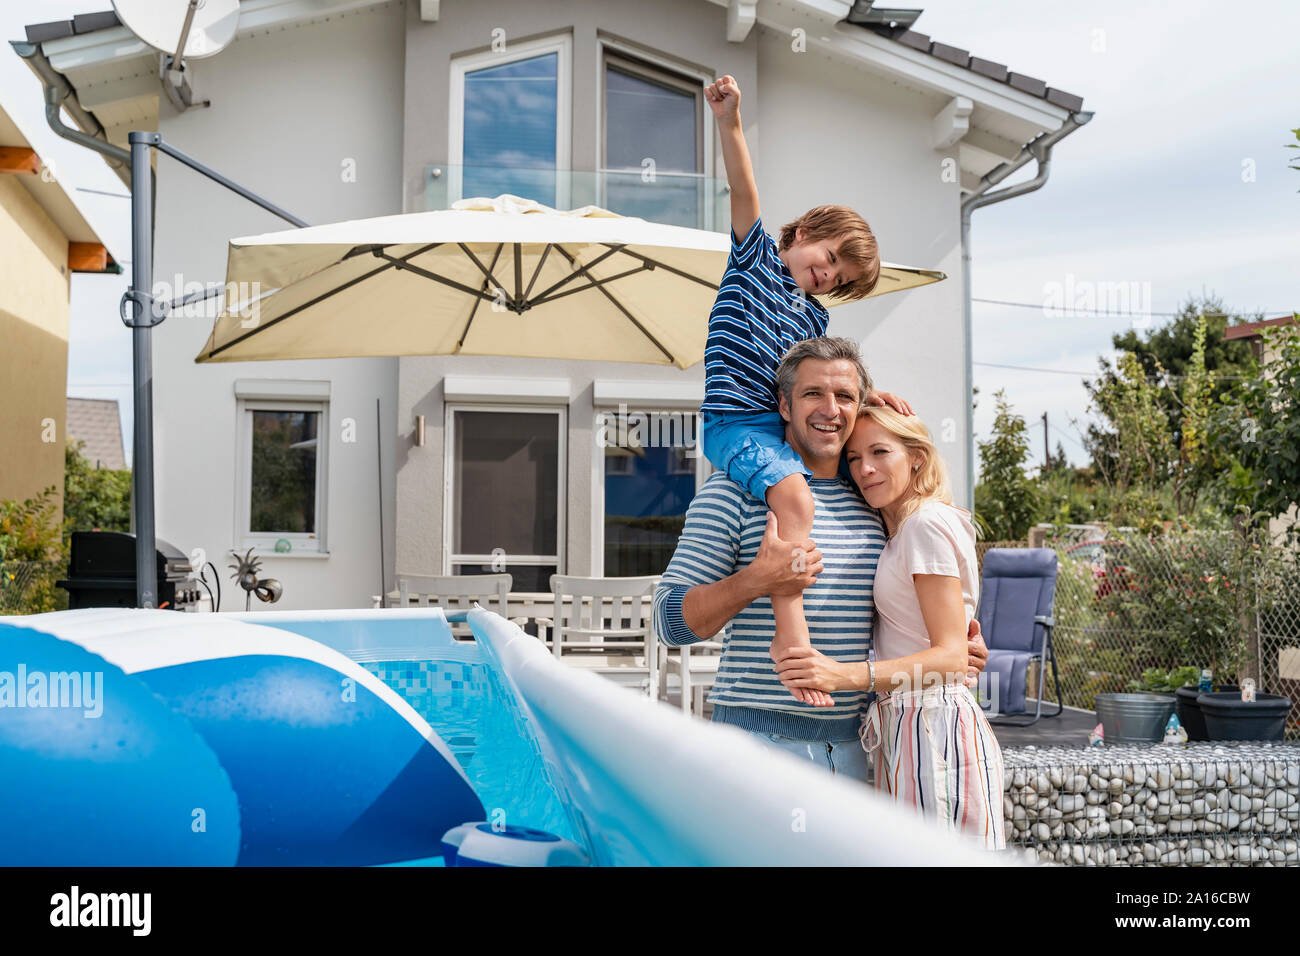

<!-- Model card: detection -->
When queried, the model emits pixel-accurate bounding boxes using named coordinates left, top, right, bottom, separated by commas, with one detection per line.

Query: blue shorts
left=700, top=409, right=853, bottom=503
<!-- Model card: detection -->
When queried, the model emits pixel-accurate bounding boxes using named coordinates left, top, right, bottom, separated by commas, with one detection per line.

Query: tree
left=1085, top=294, right=1256, bottom=473
left=1087, top=350, right=1176, bottom=490
left=1210, top=318, right=1300, bottom=538
left=974, top=390, right=1039, bottom=540
left=1083, top=311, right=1238, bottom=525
left=63, top=440, right=132, bottom=538
left=1047, top=441, right=1069, bottom=474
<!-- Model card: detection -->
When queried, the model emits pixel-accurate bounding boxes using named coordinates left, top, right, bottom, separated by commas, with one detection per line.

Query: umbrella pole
left=120, top=130, right=310, bottom=608
left=128, top=132, right=158, bottom=609
left=376, top=398, right=386, bottom=608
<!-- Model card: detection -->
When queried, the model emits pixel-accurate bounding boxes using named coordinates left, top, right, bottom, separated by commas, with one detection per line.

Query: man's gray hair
left=775, top=336, right=873, bottom=406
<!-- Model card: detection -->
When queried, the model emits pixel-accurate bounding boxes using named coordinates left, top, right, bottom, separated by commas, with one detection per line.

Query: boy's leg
left=700, top=409, right=832, bottom=708
left=766, top=475, right=832, bottom=708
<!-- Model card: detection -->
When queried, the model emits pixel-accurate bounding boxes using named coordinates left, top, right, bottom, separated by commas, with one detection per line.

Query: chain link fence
left=0, top=561, right=67, bottom=615
left=977, top=526, right=1300, bottom=740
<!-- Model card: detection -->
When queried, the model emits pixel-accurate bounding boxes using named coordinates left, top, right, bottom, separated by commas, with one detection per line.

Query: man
left=654, top=337, right=987, bottom=779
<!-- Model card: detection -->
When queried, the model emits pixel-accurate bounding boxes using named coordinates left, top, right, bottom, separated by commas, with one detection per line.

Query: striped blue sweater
left=654, top=472, right=886, bottom=740
left=702, top=217, right=830, bottom=412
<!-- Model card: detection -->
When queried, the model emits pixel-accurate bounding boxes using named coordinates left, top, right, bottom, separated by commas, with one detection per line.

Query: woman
left=775, top=405, right=1005, bottom=849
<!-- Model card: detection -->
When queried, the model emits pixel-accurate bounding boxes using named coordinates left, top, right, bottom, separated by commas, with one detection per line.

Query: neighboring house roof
left=0, top=98, right=119, bottom=268
left=1223, top=314, right=1298, bottom=342
left=14, top=0, right=1088, bottom=196
left=66, top=397, right=126, bottom=470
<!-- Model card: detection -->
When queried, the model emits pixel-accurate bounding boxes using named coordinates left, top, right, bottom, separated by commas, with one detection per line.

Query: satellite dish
left=112, top=0, right=240, bottom=60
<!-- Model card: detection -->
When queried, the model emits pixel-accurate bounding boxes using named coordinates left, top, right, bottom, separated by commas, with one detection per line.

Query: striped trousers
left=860, top=682, right=1006, bottom=851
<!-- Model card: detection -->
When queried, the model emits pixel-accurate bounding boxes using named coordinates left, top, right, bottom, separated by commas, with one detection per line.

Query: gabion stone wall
left=1003, top=743, right=1300, bottom=866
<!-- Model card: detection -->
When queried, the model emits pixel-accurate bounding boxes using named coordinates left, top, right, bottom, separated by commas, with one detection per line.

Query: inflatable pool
left=2, top=606, right=1000, bottom=866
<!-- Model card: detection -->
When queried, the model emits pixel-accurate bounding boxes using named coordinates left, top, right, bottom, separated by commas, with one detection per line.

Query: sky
left=3, top=0, right=1298, bottom=472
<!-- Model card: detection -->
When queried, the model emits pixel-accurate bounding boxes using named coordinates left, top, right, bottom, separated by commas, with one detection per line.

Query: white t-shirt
left=873, top=500, right=979, bottom=662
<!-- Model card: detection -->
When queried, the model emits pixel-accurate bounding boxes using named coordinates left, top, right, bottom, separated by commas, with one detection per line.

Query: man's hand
left=864, top=389, right=914, bottom=416
left=773, top=645, right=855, bottom=694
left=705, top=75, right=741, bottom=124
left=964, top=618, right=988, bottom=689
left=747, top=512, right=822, bottom=597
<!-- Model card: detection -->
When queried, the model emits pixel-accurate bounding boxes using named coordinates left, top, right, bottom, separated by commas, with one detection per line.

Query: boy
left=701, top=74, right=911, bottom=706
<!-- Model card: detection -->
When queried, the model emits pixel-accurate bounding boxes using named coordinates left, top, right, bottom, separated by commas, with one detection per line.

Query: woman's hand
left=965, top=618, right=988, bottom=689
left=772, top=646, right=860, bottom=694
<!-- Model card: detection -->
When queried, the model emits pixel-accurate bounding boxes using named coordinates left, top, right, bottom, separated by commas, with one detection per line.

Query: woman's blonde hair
left=855, top=405, right=951, bottom=533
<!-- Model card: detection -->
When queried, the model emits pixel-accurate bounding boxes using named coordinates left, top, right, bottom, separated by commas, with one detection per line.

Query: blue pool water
left=362, top=652, right=580, bottom=846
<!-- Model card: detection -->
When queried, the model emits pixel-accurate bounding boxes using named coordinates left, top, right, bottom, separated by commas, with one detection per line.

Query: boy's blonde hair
left=855, top=405, right=951, bottom=532
left=779, top=205, right=881, bottom=302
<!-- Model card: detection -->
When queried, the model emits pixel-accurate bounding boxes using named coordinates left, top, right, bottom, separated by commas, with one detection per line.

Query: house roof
left=852, top=16, right=1086, bottom=113
left=22, top=10, right=122, bottom=44
left=24, top=4, right=1085, bottom=113
left=14, top=0, right=1088, bottom=196
left=66, top=397, right=126, bottom=470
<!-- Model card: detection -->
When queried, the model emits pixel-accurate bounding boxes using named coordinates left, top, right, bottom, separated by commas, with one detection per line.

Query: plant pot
left=1175, top=685, right=1239, bottom=741
left=1095, top=693, right=1177, bottom=744
left=1197, top=692, right=1292, bottom=741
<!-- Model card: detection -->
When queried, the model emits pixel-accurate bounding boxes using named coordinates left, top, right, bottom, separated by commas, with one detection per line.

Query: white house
left=15, top=0, right=1088, bottom=609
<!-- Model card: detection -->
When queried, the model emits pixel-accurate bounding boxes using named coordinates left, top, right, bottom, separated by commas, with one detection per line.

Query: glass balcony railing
left=422, top=163, right=731, bottom=233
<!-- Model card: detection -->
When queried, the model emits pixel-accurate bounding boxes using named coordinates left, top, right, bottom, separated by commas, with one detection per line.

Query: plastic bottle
left=1198, top=668, right=1212, bottom=693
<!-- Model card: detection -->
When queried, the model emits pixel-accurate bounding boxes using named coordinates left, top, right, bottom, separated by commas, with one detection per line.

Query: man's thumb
left=765, top=511, right=778, bottom=536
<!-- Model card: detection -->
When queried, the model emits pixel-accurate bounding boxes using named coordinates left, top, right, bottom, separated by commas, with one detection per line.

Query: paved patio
left=988, top=701, right=1098, bottom=749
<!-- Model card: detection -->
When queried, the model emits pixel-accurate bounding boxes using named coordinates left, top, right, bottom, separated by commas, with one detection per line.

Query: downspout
left=960, top=109, right=1094, bottom=510
left=10, top=40, right=154, bottom=214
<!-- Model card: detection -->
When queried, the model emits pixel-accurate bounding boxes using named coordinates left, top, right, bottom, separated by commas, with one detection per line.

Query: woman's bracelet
left=867, top=659, right=875, bottom=693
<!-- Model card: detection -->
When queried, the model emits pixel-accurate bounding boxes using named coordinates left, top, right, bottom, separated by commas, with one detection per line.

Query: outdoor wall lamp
left=415, top=414, right=426, bottom=447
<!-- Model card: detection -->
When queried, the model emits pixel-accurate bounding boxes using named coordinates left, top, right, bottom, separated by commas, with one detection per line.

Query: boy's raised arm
left=705, top=75, right=760, bottom=240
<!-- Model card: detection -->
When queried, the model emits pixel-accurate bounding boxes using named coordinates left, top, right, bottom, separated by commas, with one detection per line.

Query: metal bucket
left=1094, top=693, right=1176, bottom=744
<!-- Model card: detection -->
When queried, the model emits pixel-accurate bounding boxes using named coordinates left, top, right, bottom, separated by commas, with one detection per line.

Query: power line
left=1050, top=422, right=1090, bottom=452
left=972, top=296, right=1292, bottom=321
left=76, top=187, right=131, bottom=199
left=974, top=359, right=1245, bottom=382
left=974, top=360, right=1096, bottom=376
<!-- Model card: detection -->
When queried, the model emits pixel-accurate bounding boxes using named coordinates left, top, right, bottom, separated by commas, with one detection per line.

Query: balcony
left=422, top=163, right=731, bottom=233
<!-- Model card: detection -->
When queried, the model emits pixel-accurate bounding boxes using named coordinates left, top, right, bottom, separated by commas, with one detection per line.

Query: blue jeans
left=700, top=409, right=854, bottom=502
left=746, top=730, right=872, bottom=782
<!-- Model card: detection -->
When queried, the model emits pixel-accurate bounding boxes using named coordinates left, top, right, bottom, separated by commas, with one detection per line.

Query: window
left=445, top=406, right=565, bottom=592
left=598, top=409, right=702, bottom=576
left=236, top=398, right=328, bottom=554
left=450, top=34, right=571, bottom=208
left=600, top=49, right=707, bottom=228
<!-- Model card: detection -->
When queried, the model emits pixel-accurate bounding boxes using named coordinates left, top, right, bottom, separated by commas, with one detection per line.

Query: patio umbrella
left=194, top=194, right=945, bottom=367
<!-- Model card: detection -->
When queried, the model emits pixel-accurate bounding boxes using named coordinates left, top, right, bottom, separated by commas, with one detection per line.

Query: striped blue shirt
left=702, top=217, right=831, bottom=412
left=653, top=472, right=886, bottom=740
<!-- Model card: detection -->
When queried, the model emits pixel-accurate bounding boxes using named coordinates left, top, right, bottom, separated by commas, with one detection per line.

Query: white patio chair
left=394, top=573, right=522, bottom=640
left=659, top=634, right=726, bottom=715
left=548, top=575, right=660, bottom=699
